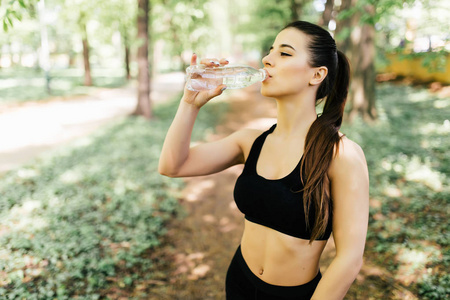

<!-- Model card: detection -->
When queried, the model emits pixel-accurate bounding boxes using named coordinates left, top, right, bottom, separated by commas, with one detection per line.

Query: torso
left=236, top=125, right=330, bottom=286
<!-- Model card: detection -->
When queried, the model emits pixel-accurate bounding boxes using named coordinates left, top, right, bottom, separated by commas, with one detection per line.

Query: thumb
left=207, top=84, right=227, bottom=99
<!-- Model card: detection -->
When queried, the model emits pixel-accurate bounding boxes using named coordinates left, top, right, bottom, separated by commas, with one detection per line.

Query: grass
left=341, top=83, right=449, bottom=299
left=0, top=95, right=229, bottom=299
left=0, top=80, right=448, bottom=299
left=0, top=67, right=128, bottom=105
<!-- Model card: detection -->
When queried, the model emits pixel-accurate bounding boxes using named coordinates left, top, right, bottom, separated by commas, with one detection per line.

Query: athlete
left=159, top=20, right=369, bottom=299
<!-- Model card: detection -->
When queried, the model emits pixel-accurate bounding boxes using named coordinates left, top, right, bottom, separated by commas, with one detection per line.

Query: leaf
left=11, top=10, right=22, bottom=21
left=18, top=0, right=27, bottom=8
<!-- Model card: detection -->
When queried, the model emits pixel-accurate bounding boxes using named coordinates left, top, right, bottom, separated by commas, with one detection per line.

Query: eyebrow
left=269, top=44, right=296, bottom=51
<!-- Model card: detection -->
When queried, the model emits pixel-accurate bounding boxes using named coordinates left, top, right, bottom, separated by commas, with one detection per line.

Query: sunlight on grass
left=419, top=120, right=450, bottom=135
left=408, top=90, right=433, bottom=103
left=433, top=98, right=450, bottom=108
left=59, top=169, right=83, bottom=184
left=16, top=168, right=39, bottom=179
left=404, top=156, right=444, bottom=191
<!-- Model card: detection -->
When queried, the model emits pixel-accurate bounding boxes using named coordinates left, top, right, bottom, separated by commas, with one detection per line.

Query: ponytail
left=284, top=21, right=351, bottom=243
left=300, top=50, right=351, bottom=243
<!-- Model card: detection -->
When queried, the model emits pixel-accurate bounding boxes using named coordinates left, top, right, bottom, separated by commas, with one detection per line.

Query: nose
left=262, top=53, right=272, bottom=67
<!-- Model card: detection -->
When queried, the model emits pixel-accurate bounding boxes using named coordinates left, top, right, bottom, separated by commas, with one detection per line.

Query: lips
left=263, top=69, right=273, bottom=81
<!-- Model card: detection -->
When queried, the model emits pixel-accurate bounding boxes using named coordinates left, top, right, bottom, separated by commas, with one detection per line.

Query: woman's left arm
left=311, top=138, right=369, bottom=300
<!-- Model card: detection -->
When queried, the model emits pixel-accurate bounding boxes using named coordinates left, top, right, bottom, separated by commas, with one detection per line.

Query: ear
left=309, top=67, right=328, bottom=86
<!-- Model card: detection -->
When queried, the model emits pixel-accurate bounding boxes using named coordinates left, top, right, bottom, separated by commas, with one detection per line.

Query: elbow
left=336, top=253, right=364, bottom=276
left=158, top=163, right=180, bottom=178
left=354, top=256, right=363, bottom=273
left=158, top=166, right=176, bottom=178
left=349, top=255, right=364, bottom=276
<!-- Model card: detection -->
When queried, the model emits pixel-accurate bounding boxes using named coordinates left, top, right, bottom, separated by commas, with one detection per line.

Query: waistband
left=234, top=245, right=322, bottom=298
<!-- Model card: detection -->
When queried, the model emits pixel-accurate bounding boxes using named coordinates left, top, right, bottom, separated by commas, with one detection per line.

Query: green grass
left=0, top=82, right=448, bottom=299
left=0, top=67, right=128, bottom=104
left=0, top=96, right=229, bottom=299
left=341, top=83, right=449, bottom=299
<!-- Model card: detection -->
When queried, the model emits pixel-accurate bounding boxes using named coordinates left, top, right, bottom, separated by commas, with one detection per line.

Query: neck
left=274, top=92, right=317, bottom=138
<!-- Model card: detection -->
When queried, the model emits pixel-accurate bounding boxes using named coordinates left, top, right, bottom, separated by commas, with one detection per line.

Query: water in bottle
left=186, top=64, right=268, bottom=91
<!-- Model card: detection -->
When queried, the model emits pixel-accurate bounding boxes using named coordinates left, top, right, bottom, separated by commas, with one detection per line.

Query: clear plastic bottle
left=186, top=64, right=268, bottom=91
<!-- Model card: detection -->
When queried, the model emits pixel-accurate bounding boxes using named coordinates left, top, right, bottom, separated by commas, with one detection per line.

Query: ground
left=145, top=85, right=341, bottom=300
left=2, top=78, right=439, bottom=299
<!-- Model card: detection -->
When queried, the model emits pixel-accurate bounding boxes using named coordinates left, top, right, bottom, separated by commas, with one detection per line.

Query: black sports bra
left=233, top=124, right=332, bottom=240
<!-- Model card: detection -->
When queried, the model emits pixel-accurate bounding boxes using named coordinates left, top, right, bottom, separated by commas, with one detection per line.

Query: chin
left=260, top=85, right=275, bottom=98
left=261, top=85, right=284, bottom=98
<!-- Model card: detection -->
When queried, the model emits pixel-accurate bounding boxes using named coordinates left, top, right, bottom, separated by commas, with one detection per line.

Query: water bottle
left=186, top=64, right=268, bottom=91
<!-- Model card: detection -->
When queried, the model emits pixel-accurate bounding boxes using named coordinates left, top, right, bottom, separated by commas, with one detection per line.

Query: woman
left=159, top=21, right=369, bottom=300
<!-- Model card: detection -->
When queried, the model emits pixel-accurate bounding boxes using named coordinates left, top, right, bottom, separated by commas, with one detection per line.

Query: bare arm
left=158, top=54, right=248, bottom=177
left=311, top=138, right=369, bottom=300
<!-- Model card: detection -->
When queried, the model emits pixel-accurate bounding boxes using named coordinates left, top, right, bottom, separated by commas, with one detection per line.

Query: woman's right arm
left=158, top=54, right=249, bottom=178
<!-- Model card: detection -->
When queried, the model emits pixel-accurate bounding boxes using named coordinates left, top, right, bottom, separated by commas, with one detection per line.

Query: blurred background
left=0, top=0, right=449, bottom=299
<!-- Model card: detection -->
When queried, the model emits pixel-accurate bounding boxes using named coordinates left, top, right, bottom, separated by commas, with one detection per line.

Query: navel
left=259, top=268, right=264, bottom=275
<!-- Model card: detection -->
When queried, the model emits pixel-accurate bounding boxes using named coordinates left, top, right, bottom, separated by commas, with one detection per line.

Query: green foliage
left=151, top=0, right=212, bottom=70
left=341, top=83, right=449, bottom=297
left=0, top=94, right=229, bottom=297
left=418, top=274, right=450, bottom=300
left=1, top=0, right=36, bottom=32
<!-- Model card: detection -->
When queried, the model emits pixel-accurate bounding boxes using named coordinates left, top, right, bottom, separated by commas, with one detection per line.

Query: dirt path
left=0, top=72, right=185, bottom=174
left=147, top=85, right=337, bottom=300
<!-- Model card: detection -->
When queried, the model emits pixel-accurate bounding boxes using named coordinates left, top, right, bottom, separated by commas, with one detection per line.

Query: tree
left=318, top=0, right=335, bottom=28
left=97, top=0, right=136, bottom=80
left=78, top=11, right=92, bottom=86
left=335, top=0, right=376, bottom=122
left=133, top=0, right=152, bottom=119
left=334, top=0, right=420, bottom=122
left=152, top=0, right=211, bottom=70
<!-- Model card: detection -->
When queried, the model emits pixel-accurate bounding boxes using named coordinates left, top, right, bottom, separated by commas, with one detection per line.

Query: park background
left=0, top=0, right=449, bottom=299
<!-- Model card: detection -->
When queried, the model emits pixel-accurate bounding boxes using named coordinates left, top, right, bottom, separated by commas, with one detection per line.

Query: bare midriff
left=240, top=219, right=328, bottom=286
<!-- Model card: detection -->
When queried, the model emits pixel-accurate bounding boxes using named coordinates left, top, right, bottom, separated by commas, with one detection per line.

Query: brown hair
left=284, top=21, right=351, bottom=242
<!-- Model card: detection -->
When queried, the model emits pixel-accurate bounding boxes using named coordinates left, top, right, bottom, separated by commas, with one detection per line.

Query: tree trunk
left=133, top=0, right=152, bottom=119
left=80, top=15, right=92, bottom=86
left=122, top=29, right=132, bottom=80
left=290, top=0, right=303, bottom=22
left=318, top=0, right=334, bottom=28
left=336, top=0, right=376, bottom=122
left=125, top=44, right=131, bottom=80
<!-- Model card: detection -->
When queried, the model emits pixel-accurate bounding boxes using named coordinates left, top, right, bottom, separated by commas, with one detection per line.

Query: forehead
left=273, top=28, right=309, bottom=51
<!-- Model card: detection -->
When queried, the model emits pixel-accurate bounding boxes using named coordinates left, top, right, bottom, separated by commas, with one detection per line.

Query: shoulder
left=232, top=127, right=265, bottom=148
left=328, top=135, right=368, bottom=180
left=229, top=127, right=268, bottom=160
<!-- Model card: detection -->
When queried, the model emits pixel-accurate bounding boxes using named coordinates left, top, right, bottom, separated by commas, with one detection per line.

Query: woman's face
left=261, top=28, right=316, bottom=99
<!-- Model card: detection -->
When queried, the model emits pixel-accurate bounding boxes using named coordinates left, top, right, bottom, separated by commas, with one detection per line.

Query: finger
left=190, top=53, right=197, bottom=66
left=208, top=84, right=227, bottom=98
left=219, top=58, right=229, bottom=65
left=200, top=58, right=220, bottom=67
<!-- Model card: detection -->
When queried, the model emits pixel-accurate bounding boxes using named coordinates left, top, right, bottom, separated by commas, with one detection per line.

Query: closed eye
left=281, top=52, right=292, bottom=56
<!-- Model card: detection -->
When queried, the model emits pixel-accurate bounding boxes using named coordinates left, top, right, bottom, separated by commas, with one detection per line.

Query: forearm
left=158, top=99, right=200, bottom=176
left=311, top=255, right=363, bottom=300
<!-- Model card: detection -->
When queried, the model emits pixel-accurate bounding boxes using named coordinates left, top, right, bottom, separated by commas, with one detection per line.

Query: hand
left=182, top=53, right=229, bottom=109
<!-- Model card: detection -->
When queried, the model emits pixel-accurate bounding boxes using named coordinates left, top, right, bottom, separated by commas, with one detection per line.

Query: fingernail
left=221, top=87, right=227, bottom=92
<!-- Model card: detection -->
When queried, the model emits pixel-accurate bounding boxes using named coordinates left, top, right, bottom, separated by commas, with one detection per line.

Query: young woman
left=159, top=21, right=369, bottom=300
